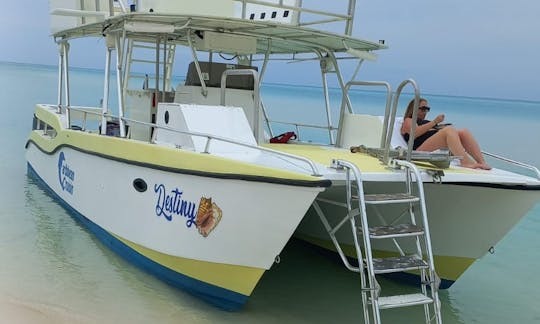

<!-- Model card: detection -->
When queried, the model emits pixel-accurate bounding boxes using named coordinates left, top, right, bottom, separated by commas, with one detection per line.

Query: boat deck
left=263, top=143, right=540, bottom=186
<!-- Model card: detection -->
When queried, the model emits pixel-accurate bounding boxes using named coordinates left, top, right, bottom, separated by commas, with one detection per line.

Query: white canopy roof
left=53, top=13, right=386, bottom=55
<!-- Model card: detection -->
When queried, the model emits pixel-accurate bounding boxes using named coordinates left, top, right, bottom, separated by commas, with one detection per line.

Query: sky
left=1, top=0, right=539, bottom=101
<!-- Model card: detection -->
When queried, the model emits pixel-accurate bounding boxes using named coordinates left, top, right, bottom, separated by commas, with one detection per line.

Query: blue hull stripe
left=27, top=162, right=248, bottom=311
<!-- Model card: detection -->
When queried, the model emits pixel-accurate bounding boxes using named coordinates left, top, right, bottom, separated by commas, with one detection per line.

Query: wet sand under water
left=0, top=297, right=94, bottom=324
left=0, top=239, right=463, bottom=324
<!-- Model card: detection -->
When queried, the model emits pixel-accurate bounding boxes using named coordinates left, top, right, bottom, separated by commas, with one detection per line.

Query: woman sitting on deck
left=401, top=98, right=491, bottom=170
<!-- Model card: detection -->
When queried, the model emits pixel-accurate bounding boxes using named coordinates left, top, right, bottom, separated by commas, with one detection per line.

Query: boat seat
left=184, top=61, right=257, bottom=90
left=175, top=62, right=266, bottom=143
left=338, top=113, right=383, bottom=148
left=337, top=113, right=407, bottom=149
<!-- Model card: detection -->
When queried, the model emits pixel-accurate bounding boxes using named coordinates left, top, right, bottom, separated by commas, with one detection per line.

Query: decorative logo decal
left=154, top=184, right=222, bottom=237
left=195, top=197, right=222, bottom=238
left=58, top=152, right=75, bottom=195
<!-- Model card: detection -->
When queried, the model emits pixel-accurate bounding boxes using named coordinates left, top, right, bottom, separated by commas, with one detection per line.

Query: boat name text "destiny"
left=154, top=184, right=196, bottom=228
left=58, top=152, right=75, bottom=195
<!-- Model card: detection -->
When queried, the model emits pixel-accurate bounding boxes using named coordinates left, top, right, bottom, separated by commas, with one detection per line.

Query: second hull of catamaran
left=26, top=105, right=328, bottom=310
left=297, top=180, right=540, bottom=288
left=264, top=144, right=540, bottom=288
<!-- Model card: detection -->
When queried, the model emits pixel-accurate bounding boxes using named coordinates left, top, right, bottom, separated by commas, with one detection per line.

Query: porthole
left=133, top=178, right=148, bottom=192
left=164, top=111, right=170, bottom=124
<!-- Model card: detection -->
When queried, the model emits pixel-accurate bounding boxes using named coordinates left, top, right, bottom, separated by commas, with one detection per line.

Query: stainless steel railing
left=57, top=104, right=322, bottom=176
left=483, top=151, right=540, bottom=180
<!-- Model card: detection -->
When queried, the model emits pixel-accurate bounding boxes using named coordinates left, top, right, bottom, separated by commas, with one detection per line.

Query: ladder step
left=377, top=293, right=433, bottom=309
left=368, top=223, right=424, bottom=239
left=371, top=255, right=428, bottom=274
left=363, top=193, right=419, bottom=204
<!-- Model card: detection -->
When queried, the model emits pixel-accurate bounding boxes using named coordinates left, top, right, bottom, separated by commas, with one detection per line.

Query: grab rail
left=130, top=117, right=322, bottom=176
left=220, top=69, right=261, bottom=143
left=483, top=151, right=540, bottom=180
left=267, top=119, right=338, bottom=141
left=62, top=105, right=321, bottom=176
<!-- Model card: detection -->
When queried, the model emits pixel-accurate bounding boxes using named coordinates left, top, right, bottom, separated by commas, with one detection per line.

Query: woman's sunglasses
left=419, top=106, right=431, bottom=112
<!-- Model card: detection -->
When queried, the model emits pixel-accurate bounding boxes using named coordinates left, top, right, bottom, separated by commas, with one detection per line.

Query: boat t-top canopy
left=50, top=1, right=389, bottom=149
left=52, top=13, right=386, bottom=56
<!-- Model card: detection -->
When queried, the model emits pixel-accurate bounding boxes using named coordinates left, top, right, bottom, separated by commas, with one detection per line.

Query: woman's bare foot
left=477, top=163, right=492, bottom=170
left=460, top=161, right=492, bottom=170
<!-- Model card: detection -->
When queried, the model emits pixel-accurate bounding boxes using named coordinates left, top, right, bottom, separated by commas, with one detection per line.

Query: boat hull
left=26, top=140, right=324, bottom=310
left=296, top=180, right=540, bottom=288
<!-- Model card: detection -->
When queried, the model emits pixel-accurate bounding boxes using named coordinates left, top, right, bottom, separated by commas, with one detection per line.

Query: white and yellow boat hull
left=25, top=107, right=329, bottom=309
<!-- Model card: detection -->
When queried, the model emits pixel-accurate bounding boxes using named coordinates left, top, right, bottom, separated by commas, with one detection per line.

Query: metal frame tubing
left=101, top=44, right=113, bottom=135
left=61, top=41, right=71, bottom=127
left=220, top=69, right=261, bottom=143
left=114, top=34, right=126, bottom=137
left=57, top=43, right=64, bottom=113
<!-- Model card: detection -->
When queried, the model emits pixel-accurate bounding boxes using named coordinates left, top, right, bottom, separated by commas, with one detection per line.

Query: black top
left=402, top=119, right=438, bottom=150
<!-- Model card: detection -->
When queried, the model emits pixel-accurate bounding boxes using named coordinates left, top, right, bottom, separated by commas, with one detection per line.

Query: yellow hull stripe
left=113, top=234, right=265, bottom=296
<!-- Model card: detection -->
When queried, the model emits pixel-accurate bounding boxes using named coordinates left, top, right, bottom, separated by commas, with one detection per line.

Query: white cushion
left=386, top=116, right=408, bottom=148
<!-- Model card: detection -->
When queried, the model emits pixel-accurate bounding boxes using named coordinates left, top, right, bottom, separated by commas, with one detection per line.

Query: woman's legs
left=418, top=127, right=490, bottom=169
left=458, top=129, right=489, bottom=165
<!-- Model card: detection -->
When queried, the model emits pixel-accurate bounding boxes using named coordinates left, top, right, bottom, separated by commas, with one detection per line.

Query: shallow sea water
left=1, top=62, right=540, bottom=323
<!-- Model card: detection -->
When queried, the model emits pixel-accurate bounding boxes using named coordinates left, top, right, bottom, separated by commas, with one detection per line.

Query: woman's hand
left=434, top=114, right=445, bottom=124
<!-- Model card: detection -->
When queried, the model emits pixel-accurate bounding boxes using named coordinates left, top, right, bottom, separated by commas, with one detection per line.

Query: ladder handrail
left=385, top=79, right=421, bottom=165
left=392, top=160, right=437, bottom=273
left=333, top=158, right=381, bottom=323
left=332, top=158, right=376, bottom=269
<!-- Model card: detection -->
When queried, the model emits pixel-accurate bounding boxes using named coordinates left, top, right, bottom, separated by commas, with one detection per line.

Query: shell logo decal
left=195, top=197, right=223, bottom=237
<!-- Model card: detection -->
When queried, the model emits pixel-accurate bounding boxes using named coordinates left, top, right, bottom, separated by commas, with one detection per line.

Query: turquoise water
left=1, top=61, right=540, bottom=323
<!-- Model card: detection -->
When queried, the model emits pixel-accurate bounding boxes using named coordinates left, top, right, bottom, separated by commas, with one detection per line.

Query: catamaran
left=26, top=0, right=540, bottom=315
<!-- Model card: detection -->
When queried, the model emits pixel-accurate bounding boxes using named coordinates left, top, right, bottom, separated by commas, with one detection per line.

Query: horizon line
left=2, top=60, right=539, bottom=105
